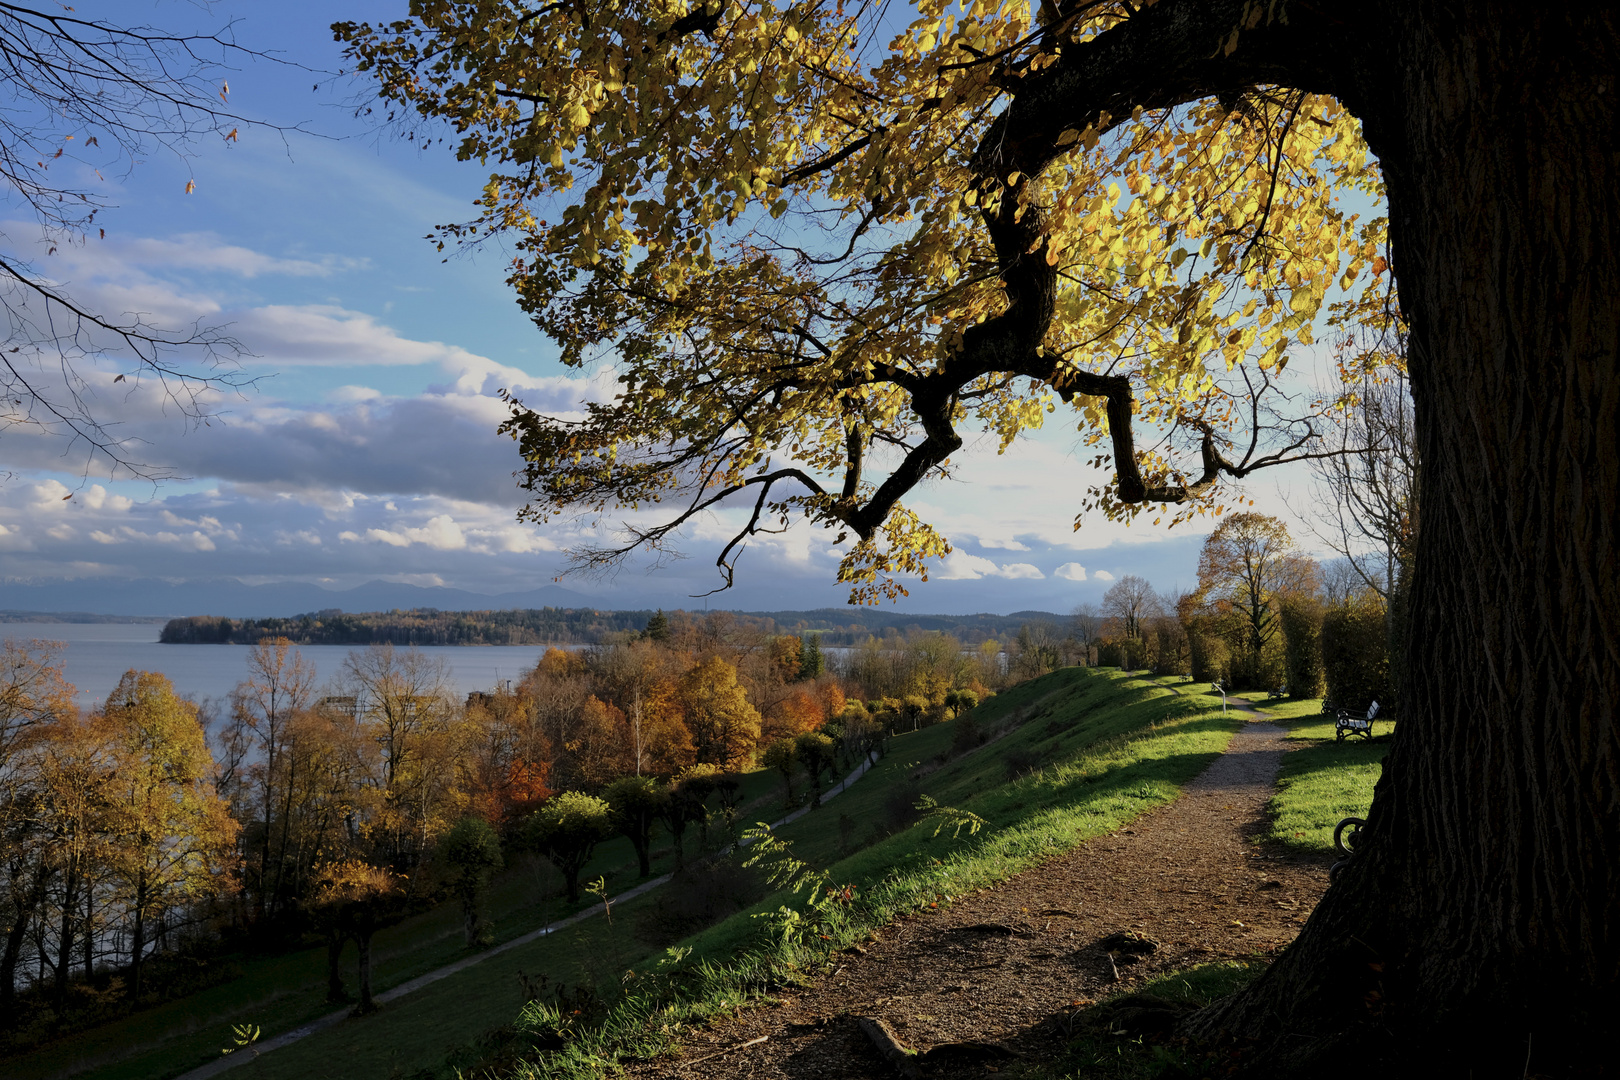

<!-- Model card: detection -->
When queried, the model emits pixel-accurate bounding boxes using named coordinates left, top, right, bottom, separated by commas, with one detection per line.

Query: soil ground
left=630, top=698, right=1331, bottom=1079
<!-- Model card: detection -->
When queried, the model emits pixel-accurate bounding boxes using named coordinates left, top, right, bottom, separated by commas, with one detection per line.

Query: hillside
left=0, top=669, right=1373, bottom=1080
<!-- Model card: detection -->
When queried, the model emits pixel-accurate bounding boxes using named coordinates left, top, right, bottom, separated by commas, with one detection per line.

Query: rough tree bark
left=1011, top=3, right=1618, bottom=1074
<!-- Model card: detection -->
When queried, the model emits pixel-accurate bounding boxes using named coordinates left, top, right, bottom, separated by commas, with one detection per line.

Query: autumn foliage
left=1, top=612, right=1022, bottom=1033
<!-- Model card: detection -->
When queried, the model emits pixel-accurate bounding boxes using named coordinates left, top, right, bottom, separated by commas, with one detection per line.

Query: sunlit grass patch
left=1265, top=711, right=1392, bottom=853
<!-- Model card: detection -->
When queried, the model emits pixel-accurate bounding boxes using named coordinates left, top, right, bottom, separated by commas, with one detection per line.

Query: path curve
left=634, top=682, right=1331, bottom=1079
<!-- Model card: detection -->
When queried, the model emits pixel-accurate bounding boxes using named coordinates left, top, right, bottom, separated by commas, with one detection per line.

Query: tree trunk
left=53, top=863, right=80, bottom=1016
left=127, top=877, right=147, bottom=1001
left=0, top=861, right=51, bottom=1026
left=352, top=930, right=375, bottom=1015
left=1192, top=7, right=1620, bottom=1074
left=633, top=827, right=651, bottom=879
left=324, top=930, right=348, bottom=1003
left=82, top=885, right=94, bottom=981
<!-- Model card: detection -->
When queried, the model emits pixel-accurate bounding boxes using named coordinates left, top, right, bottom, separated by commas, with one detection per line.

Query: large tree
left=1195, top=511, right=1315, bottom=658
left=341, top=3, right=1619, bottom=1072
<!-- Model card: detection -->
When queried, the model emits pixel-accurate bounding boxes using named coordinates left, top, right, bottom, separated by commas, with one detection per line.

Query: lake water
left=1, top=622, right=562, bottom=711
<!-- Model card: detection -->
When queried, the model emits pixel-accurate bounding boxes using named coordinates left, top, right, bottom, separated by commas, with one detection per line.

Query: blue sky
left=0, top=1, right=1356, bottom=616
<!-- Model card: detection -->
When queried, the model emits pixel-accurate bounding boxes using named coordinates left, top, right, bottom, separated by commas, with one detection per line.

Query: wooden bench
left=1269, top=685, right=1288, bottom=701
left=1335, top=701, right=1380, bottom=741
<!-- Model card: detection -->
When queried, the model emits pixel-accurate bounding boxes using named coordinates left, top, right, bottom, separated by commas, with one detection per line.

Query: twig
left=682, top=1034, right=769, bottom=1066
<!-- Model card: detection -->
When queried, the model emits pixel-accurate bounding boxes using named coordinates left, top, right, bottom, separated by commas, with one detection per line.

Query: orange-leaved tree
left=678, top=657, right=761, bottom=772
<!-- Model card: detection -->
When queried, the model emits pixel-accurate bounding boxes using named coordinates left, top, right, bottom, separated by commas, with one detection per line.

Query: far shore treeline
left=157, top=607, right=1067, bottom=648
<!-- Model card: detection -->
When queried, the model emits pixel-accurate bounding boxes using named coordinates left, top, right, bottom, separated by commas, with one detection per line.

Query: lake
left=1, top=622, right=563, bottom=710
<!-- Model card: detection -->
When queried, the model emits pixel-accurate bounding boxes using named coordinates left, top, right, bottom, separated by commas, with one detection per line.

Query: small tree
left=761, top=737, right=798, bottom=806
left=643, top=610, right=670, bottom=642
left=799, top=635, right=826, bottom=680
left=601, top=776, right=662, bottom=879
left=899, top=694, right=930, bottom=733
left=521, top=792, right=612, bottom=904
left=1195, top=513, right=1318, bottom=689
left=441, top=816, right=503, bottom=947
left=658, top=770, right=708, bottom=871
left=1070, top=603, right=1104, bottom=667
left=1101, top=575, right=1164, bottom=646
left=101, top=670, right=238, bottom=1001
left=943, top=688, right=980, bottom=719
left=310, top=860, right=404, bottom=1015
left=793, top=731, right=836, bottom=808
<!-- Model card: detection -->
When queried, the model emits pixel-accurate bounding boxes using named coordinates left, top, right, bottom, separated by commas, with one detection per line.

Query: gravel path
left=632, top=691, right=1330, bottom=1079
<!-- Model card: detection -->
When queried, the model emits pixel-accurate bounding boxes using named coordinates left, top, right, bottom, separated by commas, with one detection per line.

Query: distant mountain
left=0, top=578, right=597, bottom=620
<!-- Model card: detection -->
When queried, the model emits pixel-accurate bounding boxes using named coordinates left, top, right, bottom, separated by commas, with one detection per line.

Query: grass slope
left=24, top=669, right=1236, bottom=1080
left=487, top=670, right=1238, bottom=1080
left=1, top=771, right=789, bottom=1080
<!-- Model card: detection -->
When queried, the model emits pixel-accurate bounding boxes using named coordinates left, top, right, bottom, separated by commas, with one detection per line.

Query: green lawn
left=1248, top=696, right=1394, bottom=854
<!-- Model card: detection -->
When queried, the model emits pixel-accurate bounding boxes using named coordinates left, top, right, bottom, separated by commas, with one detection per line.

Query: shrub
left=882, top=778, right=923, bottom=833
left=1321, top=594, right=1390, bottom=709
left=1003, top=746, right=1044, bottom=781
left=441, top=816, right=504, bottom=946
left=1278, top=594, right=1326, bottom=698
left=634, top=854, right=764, bottom=947
left=950, top=712, right=986, bottom=756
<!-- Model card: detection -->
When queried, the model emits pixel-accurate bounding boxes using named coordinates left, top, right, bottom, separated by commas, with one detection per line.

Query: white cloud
left=346, top=514, right=467, bottom=551
left=936, top=552, right=1045, bottom=581
left=107, top=232, right=364, bottom=279
left=29, top=480, right=73, bottom=507
left=1054, top=562, right=1087, bottom=581
left=80, top=485, right=133, bottom=512
left=975, top=536, right=1031, bottom=551
left=1093, top=569, right=1116, bottom=581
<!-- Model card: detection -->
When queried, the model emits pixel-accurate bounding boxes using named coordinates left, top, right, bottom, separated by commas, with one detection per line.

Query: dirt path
left=633, top=689, right=1330, bottom=1079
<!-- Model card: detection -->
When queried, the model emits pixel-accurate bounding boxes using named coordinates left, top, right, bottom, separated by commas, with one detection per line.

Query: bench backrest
left=1368, top=701, right=1380, bottom=719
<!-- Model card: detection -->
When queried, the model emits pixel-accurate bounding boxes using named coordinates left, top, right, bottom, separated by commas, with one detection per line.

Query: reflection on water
left=1, top=622, right=563, bottom=710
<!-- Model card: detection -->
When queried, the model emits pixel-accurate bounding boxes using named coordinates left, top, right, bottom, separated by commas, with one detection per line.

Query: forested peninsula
left=159, top=607, right=1065, bottom=646
left=160, top=607, right=651, bottom=646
